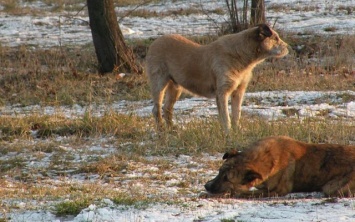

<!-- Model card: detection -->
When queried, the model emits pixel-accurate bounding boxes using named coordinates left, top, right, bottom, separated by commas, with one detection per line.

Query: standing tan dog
left=205, top=136, right=355, bottom=197
left=146, top=24, right=288, bottom=132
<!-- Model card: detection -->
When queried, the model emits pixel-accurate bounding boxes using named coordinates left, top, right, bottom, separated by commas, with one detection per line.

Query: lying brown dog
left=205, top=136, right=355, bottom=197
left=146, top=24, right=288, bottom=132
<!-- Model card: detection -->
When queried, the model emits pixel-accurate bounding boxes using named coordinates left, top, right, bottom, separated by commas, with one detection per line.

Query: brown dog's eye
left=242, top=170, right=262, bottom=185
left=223, top=174, right=229, bottom=182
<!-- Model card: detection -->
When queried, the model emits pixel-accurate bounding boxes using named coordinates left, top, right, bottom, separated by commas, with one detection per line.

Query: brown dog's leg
left=163, top=81, right=182, bottom=129
left=231, top=84, right=247, bottom=131
left=322, top=173, right=355, bottom=197
left=216, top=90, right=231, bottom=133
left=248, top=164, right=295, bottom=197
left=239, top=189, right=281, bottom=198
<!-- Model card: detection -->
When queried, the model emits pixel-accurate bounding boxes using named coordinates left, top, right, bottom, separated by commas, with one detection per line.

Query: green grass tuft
left=54, top=199, right=91, bottom=216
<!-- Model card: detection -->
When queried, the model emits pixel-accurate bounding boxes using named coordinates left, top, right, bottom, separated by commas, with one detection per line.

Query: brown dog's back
left=205, top=136, right=355, bottom=197
left=293, top=142, right=355, bottom=193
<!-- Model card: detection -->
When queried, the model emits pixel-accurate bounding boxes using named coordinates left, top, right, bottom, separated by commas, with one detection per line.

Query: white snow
left=1, top=0, right=355, bottom=47
left=2, top=91, right=353, bottom=122
left=7, top=198, right=355, bottom=222
left=1, top=91, right=354, bottom=222
left=1, top=0, right=355, bottom=221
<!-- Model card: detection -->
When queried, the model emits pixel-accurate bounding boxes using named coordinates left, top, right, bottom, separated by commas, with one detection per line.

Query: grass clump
left=153, top=118, right=227, bottom=155
left=115, top=0, right=158, bottom=7
left=111, top=193, right=150, bottom=209
left=0, top=111, right=149, bottom=140
left=220, top=219, right=236, bottom=222
left=54, top=198, right=91, bottom=217
left=0, top=157, right=26, bottom=173
left=79, top=154, right=128, bottom=176
left=1, top=0, right=19, bottom=13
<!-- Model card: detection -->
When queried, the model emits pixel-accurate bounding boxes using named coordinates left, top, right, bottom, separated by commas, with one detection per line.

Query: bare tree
left=225, top=0, right=266, bottom=33
left=87, top=0, right=142, bottom=74
left=225, top=0, right=248, bottom=33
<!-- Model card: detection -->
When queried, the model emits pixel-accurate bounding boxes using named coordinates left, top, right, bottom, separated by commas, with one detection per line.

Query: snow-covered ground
left=8, top=197, right=355, bottom=222
left=1, top=90, right=355, bottom=122
left=1, top=0, right=355, bottom=221
left=1, top=0, right=355, bottom=47
left=1, top=90, right=355, bottom=222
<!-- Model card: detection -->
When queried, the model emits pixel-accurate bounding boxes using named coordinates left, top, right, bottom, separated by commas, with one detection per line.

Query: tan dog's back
left=147, top=34, right=216, bottom=98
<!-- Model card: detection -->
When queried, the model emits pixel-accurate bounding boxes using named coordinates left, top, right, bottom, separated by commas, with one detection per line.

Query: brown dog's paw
left=198, top=191, right=232, bottom=199
left=198, top=191, right=210, bottom=199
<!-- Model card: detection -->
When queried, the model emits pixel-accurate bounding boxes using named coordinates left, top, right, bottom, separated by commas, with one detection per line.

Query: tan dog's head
left=254, top=24, right=289, bottom=59
left=204, top=150, right=262, bottom=196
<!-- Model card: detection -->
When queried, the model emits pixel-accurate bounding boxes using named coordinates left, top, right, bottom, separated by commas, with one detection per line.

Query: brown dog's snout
left=205, top=178, right=220, bottom=193
left=204, top=180, right=212, bottom=192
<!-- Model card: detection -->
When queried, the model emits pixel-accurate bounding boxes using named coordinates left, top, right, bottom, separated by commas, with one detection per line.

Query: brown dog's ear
left=222, top=150, right=241, bottom=160
left=242, top=170, right=262, bottom=184
left=257, top=24, right=272, bottom=40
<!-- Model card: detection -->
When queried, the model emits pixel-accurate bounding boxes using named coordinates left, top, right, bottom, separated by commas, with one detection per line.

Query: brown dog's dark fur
left=205, top=136, right=355, bottom=197
left=146, top=24, right=288, bottom=132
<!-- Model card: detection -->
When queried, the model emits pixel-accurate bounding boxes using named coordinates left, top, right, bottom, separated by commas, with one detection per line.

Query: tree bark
left=250, top=0, right=266, bottom=26
left=87, top=0, right=142, bottom=74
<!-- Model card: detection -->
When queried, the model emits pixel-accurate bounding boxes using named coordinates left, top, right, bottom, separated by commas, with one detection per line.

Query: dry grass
left=115, top=0, right=158, bottom=7
left=0, top=114, right=354, bottom=218
left=117, top=7, right=225, bottom=19
left=1, top=33, right=355, bottom=107
left=0, top=45, right=150, bottom=106
left=3, top=0, right=224, bottom=17
left=1, top=2, right=355, bottom=218
left=0, top=106, right=350, bottom=216
left=0, top=0, right=85, bottom=15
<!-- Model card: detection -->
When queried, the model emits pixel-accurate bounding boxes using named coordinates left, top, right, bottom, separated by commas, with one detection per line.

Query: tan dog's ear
left=222, top=150, right=241, bottom=160
left=257, top=24, right=272, bottom=40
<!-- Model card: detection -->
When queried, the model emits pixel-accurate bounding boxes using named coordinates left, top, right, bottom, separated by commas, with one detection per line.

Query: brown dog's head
left=204, top=150, right=262, bottom=196
left=254, top=24, right=289, bottom=59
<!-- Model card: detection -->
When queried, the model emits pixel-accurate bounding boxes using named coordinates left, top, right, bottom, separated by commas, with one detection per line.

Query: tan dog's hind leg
left=322, top=173, right=355, bottom=197
left=150, top=76, right=170, bottom=131
left=163, top=82, right=182, bottom=129
left=231, top=84, right=247, bottom=131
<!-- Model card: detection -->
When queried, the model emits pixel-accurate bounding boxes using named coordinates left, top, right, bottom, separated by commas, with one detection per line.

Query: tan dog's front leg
left=231, top=84, right=247, bottom=130
left=216, top=91, right=231, bottom=133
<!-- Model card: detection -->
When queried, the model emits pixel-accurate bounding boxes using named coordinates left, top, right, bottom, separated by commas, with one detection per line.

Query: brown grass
left=1, top=8, right=355, bottom=216
left=1, top=34, right=355, bottom=107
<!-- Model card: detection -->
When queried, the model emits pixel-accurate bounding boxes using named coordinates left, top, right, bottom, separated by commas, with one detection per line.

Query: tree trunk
left=250, top=0, right=266, bottom=26
left=87, top=0, right=142, bottom=74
